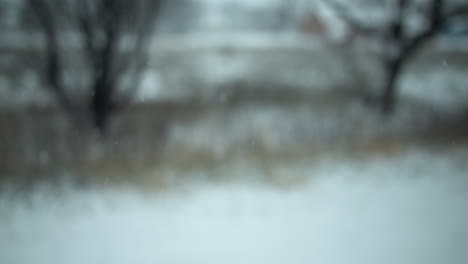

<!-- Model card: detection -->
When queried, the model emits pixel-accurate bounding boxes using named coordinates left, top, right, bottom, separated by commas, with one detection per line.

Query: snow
left=401, top=68, right=468, bottom=112
left=1, top=2, right=468, bottom=263
left=1, top=149, right=467, bottom=264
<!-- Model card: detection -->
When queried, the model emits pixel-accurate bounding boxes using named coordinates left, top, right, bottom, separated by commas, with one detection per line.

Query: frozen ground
left=1, top=147, right=467, bottom=264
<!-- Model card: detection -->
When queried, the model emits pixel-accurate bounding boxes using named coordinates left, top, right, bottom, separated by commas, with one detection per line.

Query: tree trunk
left=381, top=57, right=404, bottom=114
left=91, top=80, right=114, bottom=135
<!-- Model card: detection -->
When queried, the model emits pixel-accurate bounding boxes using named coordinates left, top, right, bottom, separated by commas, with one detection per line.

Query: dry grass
left=0, top=96, right=463, bottom=189
left=70, top=133, right=413, bottom=191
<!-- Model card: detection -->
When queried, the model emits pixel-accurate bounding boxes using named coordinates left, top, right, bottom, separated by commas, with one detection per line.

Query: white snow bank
left=1, top=149, right=467, bottom=264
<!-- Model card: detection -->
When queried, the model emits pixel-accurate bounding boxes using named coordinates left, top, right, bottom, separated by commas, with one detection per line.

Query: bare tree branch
left=27, top=0, right=72, bottom=110
left=401, top=0, right=468, bottom=61
left=28, top=0, right=165, bottom=134
left=323, top=0, right=468, bottom=114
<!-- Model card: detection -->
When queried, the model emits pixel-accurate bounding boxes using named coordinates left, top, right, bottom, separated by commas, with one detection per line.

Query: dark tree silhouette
left=27, top=0, right=164, bottom=133
left=324, top=0, right=468, bottom=114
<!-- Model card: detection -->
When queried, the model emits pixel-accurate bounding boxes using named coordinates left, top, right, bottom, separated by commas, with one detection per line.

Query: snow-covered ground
left=1, top=147, right=467, bottom=264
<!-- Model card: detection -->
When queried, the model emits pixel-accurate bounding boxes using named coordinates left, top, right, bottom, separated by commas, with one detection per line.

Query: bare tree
left=323, top=0, right=468, bottom=113
left=27, top=0, right=164, bottom=133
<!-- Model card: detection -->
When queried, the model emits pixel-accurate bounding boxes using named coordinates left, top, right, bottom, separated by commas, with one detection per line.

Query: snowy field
left=1, top=147, right=467, bottom=264
left=1, top=32, right=468, bottom=264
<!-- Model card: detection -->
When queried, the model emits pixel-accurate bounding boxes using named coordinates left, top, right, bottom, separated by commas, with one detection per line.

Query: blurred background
left=1, top=0, right=468, bottom=263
